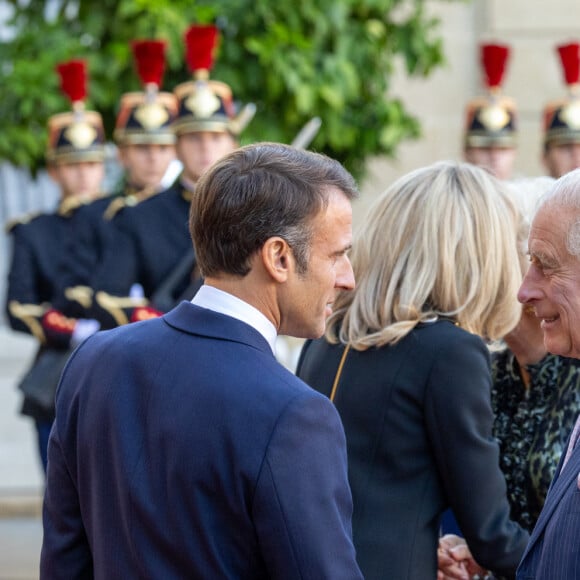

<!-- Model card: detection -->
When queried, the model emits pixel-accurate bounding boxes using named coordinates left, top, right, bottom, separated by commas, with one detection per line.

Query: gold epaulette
left=181, top=187, right=194, bottom=202
left=95, top=291, right=149, bottom=326
left=4, top=211, right=43, bottom=233
left=58, top=192, right=106, bottom=217
left=103, top=187, right=159, bottom=221
left=65, top=285, right=94, bottom=309
left=7, top=300, right=50, bottom=342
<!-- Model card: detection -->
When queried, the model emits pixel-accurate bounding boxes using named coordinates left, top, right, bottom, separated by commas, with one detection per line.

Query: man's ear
left=261, top=237, right=293, bottom=283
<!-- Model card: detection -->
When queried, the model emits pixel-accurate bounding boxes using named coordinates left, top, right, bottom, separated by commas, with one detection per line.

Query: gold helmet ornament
left=463, top=43, right=517, bottom=149
left=543, top=42, right=580, bottom=148
left=172, top=24, right=255, bottom=137
left=114, top=39, right=178, bottom=146
left=46, top=60, right=106, bottom=164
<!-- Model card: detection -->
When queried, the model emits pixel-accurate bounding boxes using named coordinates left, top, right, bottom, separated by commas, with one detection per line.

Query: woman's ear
left=261, top=236, right=293, bottom=283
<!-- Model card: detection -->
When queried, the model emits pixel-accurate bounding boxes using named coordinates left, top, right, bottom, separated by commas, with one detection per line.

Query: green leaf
left=0, top=0, right=456, bottom=178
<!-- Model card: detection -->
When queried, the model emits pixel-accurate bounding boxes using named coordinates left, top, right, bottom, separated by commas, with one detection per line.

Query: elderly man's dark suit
left=40, top=301, right=362, bottom=579
left=516, top=430, right=580, bottom=579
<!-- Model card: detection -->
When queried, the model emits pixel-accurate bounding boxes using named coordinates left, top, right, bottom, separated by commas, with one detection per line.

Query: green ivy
left=0, top=0, right=459, bottom=179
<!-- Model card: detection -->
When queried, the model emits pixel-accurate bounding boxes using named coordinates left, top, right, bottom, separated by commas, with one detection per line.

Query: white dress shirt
left=191, top=285, right=277, bottom=355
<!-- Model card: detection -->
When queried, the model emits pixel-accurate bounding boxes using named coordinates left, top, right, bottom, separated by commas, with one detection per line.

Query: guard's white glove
left=129, top=283, right=145, bottom=300
left=71, top=318, right=101, bottom=348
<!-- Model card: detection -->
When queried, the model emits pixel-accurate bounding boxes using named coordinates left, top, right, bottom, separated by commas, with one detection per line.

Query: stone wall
left=356, top=0, right=580, bottom=227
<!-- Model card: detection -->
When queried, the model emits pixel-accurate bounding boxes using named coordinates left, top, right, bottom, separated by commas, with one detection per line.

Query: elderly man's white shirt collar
left=191, top=285, right=277, bottom=355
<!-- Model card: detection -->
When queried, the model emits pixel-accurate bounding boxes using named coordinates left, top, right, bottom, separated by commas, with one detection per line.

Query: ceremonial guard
left=92, top=23, right=255, bottom=328
left=5, top=60, right=106, bottom=473
left=462, top=42, right=518, bottom=181
left=56, top=40, right=178, bottom=319
left=542, top=42, right=580, bottom=178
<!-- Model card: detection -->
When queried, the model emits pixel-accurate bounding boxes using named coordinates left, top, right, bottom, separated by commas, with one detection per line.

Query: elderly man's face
left=518, top=202, right=580, bottom=358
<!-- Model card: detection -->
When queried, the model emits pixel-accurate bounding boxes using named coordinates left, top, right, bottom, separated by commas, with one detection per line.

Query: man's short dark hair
left=189, top=142, right=359, bottom=277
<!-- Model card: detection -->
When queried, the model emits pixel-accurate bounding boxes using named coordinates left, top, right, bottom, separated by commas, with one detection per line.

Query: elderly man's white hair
left=538, top=168, right=580, bottom=257
left=507, top=176, right=556, bottom=224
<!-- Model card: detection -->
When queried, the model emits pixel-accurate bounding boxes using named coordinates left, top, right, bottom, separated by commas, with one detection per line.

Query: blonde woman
left=296, top=161, right=529, bottom=580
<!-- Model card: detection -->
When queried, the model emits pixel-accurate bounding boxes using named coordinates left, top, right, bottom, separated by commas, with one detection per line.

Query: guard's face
left=279, top=187, right=355, bottom=339
left=464, top=146, right=516, bottom=181
left=518, top=202, right=580, bottom=358
left=50, top=160, right=104, bottom=199
left=119, top=143, right=176, bottom=190
left=177, top=131, right=237, bottom=183
left=543, top=142, right=580, bottom=179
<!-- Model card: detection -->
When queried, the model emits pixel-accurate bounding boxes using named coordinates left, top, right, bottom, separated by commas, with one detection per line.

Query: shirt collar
left=191, top=285, right=278, bottom=355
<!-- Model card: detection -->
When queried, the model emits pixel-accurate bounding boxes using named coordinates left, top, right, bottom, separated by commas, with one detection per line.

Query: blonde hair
left=327, top=161, right=524, bottom=349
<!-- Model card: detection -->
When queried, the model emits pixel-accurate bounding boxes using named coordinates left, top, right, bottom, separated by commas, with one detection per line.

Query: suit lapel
left=522, top=442, right=580, bottom=559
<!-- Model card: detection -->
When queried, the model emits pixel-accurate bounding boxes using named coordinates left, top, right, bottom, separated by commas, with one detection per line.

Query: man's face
left=518, top=202, right=580, bottom=358
left=49, top=160, right=104, bottom=199
left=177, top=131, right=237, bottom=183
left=279, top=186, right=355, bottom=339
left=543, top=142, right=580, bottom=178
left=118, top=143, right=176, bottom=189
left=463, top=146, right=516, bottom=181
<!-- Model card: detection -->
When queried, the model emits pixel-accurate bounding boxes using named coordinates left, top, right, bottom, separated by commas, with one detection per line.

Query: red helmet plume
left=481, top=43, right=510, bottom=90
left=132, top=40, right=167, bottom=88
left=184, top=24, right=219, bottom=75
left=557, top=43, right=580, bottom=87
left=56, top=60, right=87, bottom=104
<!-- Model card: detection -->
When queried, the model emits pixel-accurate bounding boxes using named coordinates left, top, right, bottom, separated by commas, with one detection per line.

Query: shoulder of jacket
left=59, top=193, right=108, bottom=217
left=415, top=318, right=485, bottom=356
left=104, top=187, right=159, bottom=220
left=4, top=211, right=44, bottom=233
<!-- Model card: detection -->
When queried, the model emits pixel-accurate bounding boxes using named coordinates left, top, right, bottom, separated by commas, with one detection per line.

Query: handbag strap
left=329, top=344, right=351, bottom=402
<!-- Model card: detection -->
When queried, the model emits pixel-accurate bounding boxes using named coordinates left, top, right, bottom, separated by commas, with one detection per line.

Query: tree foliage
left=0, top=0, right=458, bottom=179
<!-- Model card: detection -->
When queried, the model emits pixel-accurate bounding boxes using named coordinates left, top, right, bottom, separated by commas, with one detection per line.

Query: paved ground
left=0, top=328, right=44, bottom=579
left=0, top=517, right=42, bottom=580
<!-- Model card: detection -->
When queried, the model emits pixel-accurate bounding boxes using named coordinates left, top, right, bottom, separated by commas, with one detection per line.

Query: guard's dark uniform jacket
left=91, top=178, right=200, bottom=328
left=54, top=184, right=157, bottom=319
left=5, top=208, right=79, bottom=420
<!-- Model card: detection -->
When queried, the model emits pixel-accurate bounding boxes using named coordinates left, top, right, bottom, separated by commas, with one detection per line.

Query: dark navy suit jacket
left=516, top=432, right=580, bottom=579
left=297, top=320, right=528, bottom=579
left=41, top=301, right=362, bottom=579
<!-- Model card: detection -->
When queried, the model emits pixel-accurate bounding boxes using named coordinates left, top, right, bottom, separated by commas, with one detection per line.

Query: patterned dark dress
left=491, top=348, right=580, bottom=532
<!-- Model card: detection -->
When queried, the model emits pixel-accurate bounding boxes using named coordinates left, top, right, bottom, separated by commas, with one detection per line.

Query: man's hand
left=437, top=534, right=489, bottom=580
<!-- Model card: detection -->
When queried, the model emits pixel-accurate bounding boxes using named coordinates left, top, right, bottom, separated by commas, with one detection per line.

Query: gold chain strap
left=329, top=344, right=351, bottom=402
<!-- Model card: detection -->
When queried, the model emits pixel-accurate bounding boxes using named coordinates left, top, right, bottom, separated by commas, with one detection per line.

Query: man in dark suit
left=443, top=167, right=580, bottom=579
left=515, top=167, right=580, bottom=579
left=40, top=142, right=363, bottom=579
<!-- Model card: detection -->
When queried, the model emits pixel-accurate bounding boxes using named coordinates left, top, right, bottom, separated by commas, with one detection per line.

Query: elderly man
left=514, top=167, right=580, bottom=579
left=439, top=169, right=580, bottom=580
